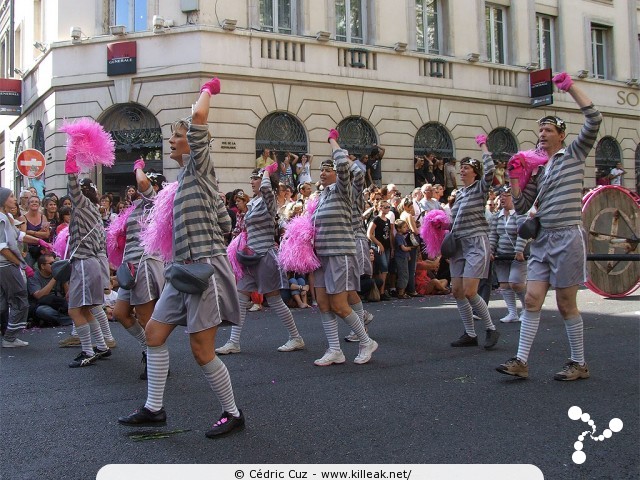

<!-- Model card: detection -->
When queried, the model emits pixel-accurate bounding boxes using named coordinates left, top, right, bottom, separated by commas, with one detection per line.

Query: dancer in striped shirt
left=119, top=77, right=245, bottom=438
left=497, top=73, right=602, bottom=381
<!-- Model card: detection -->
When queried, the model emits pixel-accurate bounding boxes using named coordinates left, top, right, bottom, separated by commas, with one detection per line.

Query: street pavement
left=1, top=287, right=638, bottom=480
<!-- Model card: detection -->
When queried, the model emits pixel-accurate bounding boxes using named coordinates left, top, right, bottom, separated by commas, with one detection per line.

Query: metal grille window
left=255, top=112, right=308, bottom=155
left=591, top=25, right=610, bottom=79
left=536, top=14, right=555, bottom=70
left=595, top=136, right=622, bottom=171
left=112, top=0, right=147, bottom=33
left=487, top=128, right=518, bottom=164
left=416, top=0, right=441, bottom=54
left=260, top=0, right=295, bottom=34
left=336, top=117, right=377, bottom=157
left=33, top=121, right=45, bottom=154
left=486, top=4, right=506, bottom=64
left=414, top=122, right=453, bottom=157
left=336, top=0, right=365, bottom=44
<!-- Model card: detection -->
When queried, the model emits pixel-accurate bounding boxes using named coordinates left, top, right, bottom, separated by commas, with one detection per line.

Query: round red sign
left=17, top=149, right=46, bottom=178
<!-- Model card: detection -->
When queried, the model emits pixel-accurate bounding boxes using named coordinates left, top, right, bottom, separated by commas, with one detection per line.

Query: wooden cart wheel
left=582, top=186, right=640, bottom=297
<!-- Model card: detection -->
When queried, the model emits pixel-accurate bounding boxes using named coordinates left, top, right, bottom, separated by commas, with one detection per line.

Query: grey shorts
left=449, top=235, right=491, bottom=279
left=314, top=255, right=360, bottom=295
left=236, top=247, right=288, bottom=294
left=355, top=236, right=373, bottom=276
left=495, top=258, right=527, bottom=284
left=151, top=256, right=241, bottom=333
left=116, top=258, right=165, bottom=306
left=527, top=225, right=587, bottom=288
left=68, top=257, right=108, bottom=308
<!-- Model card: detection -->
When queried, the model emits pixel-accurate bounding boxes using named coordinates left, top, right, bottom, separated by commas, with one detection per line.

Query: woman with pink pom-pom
left=496, top=73, right=602, bottom=382
left=216, top=161, right=305, bottom=356
left=111, top=161, right=167, bottom=380
left=118, top=77, right=245, bottom=439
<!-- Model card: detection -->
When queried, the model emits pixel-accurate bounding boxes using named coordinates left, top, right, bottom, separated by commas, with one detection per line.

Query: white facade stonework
left=0, top=0, right=637, bottom=195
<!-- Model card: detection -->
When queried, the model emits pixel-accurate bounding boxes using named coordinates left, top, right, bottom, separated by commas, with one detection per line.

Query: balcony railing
left=260, top=38, right=305, bottom=62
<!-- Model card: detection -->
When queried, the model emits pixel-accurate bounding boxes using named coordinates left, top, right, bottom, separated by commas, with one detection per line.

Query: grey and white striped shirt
left=123, top=185, right=161, bottom=264
left=245, top=174, right=277, bottom=255
left=312, top=149, right=356, bottom=256
left=489, top=209, right=527, bottom=256
left=172, top=124, right=231, bottom=261
left=513, top=104, right=602, bottom=228
left=68, top=174, right=106, bottom=259
left=450, top=153, right=495, bottom=240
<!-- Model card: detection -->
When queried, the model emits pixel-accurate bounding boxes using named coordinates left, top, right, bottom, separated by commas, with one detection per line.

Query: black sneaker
left=450, top=332, right=478, bottom=347
left=118, top=406, right=167, bottom=426
left=205, top=410, right=245, bottom=438
left=93, top=347, right=112, bottom=359
left=380, top=293, right=392, bottom=301
left=139, top=351, right=148, bottom=380
left=69, top=351, right=98, bottom=368
left=484, top=329, right=501, bottom=350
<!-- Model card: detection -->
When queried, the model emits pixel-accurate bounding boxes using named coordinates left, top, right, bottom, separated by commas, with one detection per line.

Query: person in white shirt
left=608, top=162, right=625, bottom=186
left=419, top=184, right=442, bottom=212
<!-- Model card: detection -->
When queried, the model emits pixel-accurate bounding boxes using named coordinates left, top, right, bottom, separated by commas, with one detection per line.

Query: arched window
left=255, top=111, right=308, bottom=157
left=336, top=116, right=377, bottom=157
left=595, top=136, right=622, bottom=171
left=487, top=127, right=518, bottom=163
left=99, top=103, right=163, bottom=200
left=414, top=122, right=454, bottom=158
left=32, top=121, right=45, bottom=153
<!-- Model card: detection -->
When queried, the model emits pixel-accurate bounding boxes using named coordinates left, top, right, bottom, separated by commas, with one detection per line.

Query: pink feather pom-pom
left=304, top=196, right=319, bottom=216
left=59, top=118, right=115, bottom=172
left=53, top=226, right=70, bottom=259
left=508, top=149, right=549, bottom=189
left=106, top=204, right=136, bottom=268
left=140, top=181, right=178, bottom=262
left=420, top=209, right=451, bottom=258
left=278, top=215, right=320, bottom=274
left=226, top=231, right=248, bottom=280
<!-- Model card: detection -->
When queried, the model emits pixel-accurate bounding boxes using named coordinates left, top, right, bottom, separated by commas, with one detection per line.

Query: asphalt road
left=1, top=287, right=638, bottom=480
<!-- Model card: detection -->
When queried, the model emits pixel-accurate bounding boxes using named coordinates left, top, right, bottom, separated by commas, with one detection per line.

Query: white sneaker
left=472, top=314, right=482, bottom=321
left=500, top=313, right=521, bottom=323
left=344, top=331, right=359, bottom=343
left=354, top=339, right=378, bottom=365
left=363, top=311, right=374, bottom=325
left=248, top=304, right=262, bottom=312
left=215, top=341, right=241, bottom=355
left=314, top=349, right=346, bottom=366
left=2, top=338, right=29, bottom=348
left=277, top=337, right=305, bottom=352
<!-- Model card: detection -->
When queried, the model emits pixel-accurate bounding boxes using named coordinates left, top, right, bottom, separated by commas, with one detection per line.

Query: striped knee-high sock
left=202, top=356, right=239, bottom=417
left=501, top=289, right=518, bottom=316
left=342, top=310, right=370, bottom=343
left=516, top=290, right=526, bottom=311
left=564, top=315, right=585, bottom=365
left=229, top=293, right=250, bottom=345
left=320, top=311, right=341, bottom=351
left=88, top=317, right=107, bottom=350
left=350, top=301, right=365, bottom=325
left=71, top=324, right=77, bottom=336
left=76, top=323, right=94, bottom=356
left=144, top=344, right=170, bottom=412
left=516, top=310, right=541, bottom=363
left=267, top=295, right=300, bottom=339
left=469, top=294, right=495, bottom=330
left=126, top=323, right=147, bottom=349
left=455, top=298, right=476, bottom=337
left=91, top=306, right=114, bottom=343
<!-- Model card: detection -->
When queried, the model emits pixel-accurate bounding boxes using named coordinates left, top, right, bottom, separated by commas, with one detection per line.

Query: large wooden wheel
left=582, top=186, right=640, bottom=297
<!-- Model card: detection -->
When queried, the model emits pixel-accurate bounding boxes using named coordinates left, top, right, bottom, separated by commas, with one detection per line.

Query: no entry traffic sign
left=17, top=149, right=46, bottom=178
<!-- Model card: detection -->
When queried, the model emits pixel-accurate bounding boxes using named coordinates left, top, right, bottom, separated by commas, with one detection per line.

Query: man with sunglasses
left=496, top=72, right=602, bottom=381
left=27, top=253, right=72, bottom=327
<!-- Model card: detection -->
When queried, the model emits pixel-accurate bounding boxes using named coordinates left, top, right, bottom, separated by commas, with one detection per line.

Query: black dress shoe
left=118, top=406, right=167, bottom=426
left=205, top=410, right=245, bottom=438
left=450, top=332, right=479, bottom=347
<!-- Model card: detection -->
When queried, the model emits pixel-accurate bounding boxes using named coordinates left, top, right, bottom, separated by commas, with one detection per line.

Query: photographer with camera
left=27, top=253, right=72, bottom=327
